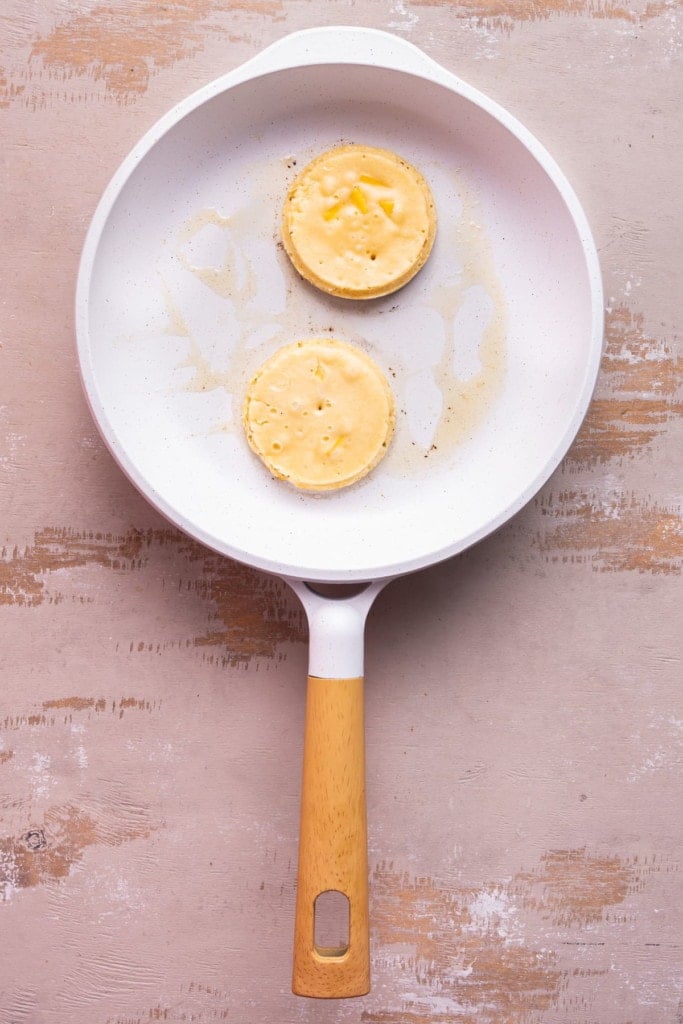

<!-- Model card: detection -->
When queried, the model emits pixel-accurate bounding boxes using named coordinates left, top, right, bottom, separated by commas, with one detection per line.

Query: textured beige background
left=1, top=1, right=681, bottom=1021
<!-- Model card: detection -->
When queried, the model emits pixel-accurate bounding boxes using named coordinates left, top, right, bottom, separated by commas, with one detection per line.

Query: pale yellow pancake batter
left=243, top=339, right=395, bottom=491
left=282, top=144, right=436, bottom=300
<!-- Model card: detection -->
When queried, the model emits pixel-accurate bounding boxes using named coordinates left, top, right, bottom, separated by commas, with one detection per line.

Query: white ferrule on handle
left=289, top=581, right=388, bottom=680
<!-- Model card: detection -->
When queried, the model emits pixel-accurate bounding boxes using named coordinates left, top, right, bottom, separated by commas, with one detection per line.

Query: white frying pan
left=76, top=27, right=603, bottom=999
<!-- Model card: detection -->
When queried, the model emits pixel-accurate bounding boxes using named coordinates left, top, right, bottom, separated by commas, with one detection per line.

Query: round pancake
left=243, top=338, right=395, bottom=491
left=281, top=144, right=436, bottom=300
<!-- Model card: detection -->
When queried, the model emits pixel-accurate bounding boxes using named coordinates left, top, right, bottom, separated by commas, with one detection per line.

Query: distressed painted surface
left=1, top=0, right=681, bottom=1021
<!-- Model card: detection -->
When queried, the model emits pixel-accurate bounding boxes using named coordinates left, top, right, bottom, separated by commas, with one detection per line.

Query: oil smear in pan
left=163, top=168, right=295, bottom=405
left=161, top=155, right=507, bottom=479
left=428, top=186, right=507, bottom=465
left=160, top=281, right=233, bottom=393
left=176, top=208, right=256, bottom=303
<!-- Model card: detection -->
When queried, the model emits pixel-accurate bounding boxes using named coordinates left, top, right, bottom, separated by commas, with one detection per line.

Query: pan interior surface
left=79, top=62, right=601, bottom=581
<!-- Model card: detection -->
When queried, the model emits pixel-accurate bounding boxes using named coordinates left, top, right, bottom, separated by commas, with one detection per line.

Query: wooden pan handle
left=292, top=675, right=369, bottom=998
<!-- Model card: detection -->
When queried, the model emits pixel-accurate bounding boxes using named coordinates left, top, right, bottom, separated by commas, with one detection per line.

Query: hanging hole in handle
left=314, top=889, right=350, bottom=957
